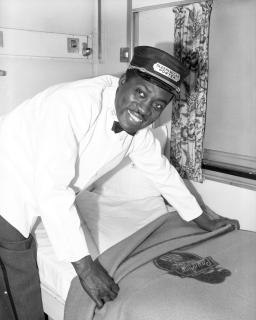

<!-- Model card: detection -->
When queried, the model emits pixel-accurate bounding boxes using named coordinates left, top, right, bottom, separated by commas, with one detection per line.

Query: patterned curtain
left=170, top=1, right=212, bottom=182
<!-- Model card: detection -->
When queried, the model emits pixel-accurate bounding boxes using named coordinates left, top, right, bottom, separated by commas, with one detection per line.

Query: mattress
left=34, top=221, right=76, bottom=302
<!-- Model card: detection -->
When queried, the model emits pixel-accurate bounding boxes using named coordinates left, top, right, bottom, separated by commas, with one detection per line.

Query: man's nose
left=138, top=102, right=152, bottom=116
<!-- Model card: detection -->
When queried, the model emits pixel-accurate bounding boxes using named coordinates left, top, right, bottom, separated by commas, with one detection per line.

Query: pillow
left=91, top=125, right=168, bottom=200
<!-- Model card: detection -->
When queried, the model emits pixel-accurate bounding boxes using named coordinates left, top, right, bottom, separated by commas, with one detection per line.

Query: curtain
left=170, top=1, right=212, bottom=182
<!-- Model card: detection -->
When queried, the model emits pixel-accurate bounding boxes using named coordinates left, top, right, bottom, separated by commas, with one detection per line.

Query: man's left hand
left=193, top=211, right=240, bottom=232
left=202, top=217, right=240, bottom=231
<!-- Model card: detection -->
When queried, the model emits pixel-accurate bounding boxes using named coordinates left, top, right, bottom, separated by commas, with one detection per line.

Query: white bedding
left=76, top=191, right=173, bottom=254
left=34, top=194, right=173, bottom=303
left=34, top=192, right=173, bottom=302
left=34, top=221, right=76, bottom=302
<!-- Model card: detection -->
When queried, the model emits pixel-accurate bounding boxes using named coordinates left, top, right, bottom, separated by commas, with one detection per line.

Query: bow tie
left=111, top=121, right=135, bottom=136
left=112, top=121, right=124, bottom=133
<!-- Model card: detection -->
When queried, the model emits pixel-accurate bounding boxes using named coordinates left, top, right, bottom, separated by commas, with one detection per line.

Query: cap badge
left=153, top=62, right=180, bottom=82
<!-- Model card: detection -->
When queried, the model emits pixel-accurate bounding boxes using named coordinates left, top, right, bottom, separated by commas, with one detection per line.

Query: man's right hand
left=72, top=255, right=119, bottom=308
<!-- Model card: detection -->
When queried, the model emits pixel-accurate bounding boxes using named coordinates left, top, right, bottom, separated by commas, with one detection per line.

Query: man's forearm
left=183, top=178, right=207, bottom=211
left=181, top=179, right=240, bottom=231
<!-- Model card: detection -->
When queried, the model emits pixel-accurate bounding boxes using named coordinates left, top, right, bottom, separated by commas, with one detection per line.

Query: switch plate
left=120, top=47, right=130, bottom=62
left=67, top=37, right=79, bottom=53
left=0, top=31, right=3, bottom=47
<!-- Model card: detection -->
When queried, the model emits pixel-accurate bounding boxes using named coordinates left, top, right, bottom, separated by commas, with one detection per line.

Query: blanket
left=64, top=212, right=256, bottom=320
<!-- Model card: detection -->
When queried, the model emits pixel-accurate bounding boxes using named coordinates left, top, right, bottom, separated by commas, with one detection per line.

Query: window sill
left=202, top=150, right=256, bottom=191
left=202, top=166, right=256, bottom=191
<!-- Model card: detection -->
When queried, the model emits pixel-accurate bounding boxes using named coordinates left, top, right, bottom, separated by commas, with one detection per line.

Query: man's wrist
left=193, top=211, right=210, bottom=225
left=71, top=255, right=93, bottom=277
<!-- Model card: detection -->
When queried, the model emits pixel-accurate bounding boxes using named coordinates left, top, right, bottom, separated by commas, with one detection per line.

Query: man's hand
left=193, top=211, right=240, bottom=232
left=72, top=255, right=119, bottom=308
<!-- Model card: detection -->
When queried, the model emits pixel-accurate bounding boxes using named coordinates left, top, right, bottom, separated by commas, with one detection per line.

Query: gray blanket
left=64, top=212, right=256, bottom=320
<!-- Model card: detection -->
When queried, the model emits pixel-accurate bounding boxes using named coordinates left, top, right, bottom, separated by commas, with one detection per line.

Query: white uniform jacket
left=0, top=75, right=202, bottom=262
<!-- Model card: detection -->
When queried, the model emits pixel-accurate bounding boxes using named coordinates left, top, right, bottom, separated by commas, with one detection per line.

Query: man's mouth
left=127, top=110, right=143, bottom=123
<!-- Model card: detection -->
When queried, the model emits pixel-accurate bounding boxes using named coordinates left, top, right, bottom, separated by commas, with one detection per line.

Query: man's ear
left=119, top=74, right=126, bottom=86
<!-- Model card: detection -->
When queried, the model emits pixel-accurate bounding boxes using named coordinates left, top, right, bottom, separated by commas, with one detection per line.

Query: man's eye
left=153, top=103, right=164, bottom=111
left=136, top=88, right=145, bottom=98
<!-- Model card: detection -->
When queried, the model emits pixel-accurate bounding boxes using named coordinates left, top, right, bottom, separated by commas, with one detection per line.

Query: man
left=0, top=46, right=239, bottom=319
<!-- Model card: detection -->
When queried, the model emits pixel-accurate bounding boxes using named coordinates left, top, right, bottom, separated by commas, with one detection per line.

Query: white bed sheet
left=34, top=221, right=76, bottom=302
left=33, top=192, right=174, bottom=305
left=76, top=191, right=174, bottom=254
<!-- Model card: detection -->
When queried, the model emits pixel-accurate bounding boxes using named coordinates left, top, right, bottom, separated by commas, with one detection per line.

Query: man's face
left=115, top=74, right=173, bottom=135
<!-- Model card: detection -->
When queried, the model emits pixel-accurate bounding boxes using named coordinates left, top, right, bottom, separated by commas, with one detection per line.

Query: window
left=129, top=0, right=256, bottom=190
left=203, top=0, right=256, bottom=190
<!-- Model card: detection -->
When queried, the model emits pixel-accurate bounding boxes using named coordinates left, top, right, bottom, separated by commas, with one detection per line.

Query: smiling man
left=0, top=46, right=239, bottom=319
left=115, top=72, right=174, bottom=134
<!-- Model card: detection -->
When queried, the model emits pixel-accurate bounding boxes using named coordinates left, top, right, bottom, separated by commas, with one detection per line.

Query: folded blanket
left=64, top=212, right=255, bottom=320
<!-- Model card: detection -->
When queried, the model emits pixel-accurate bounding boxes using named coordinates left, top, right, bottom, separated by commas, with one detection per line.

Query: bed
left=34, top=221, right=74, bottom=320
left=36, top=216, right=256, bottom=320
left=34, top=125, right=256, bottom=320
